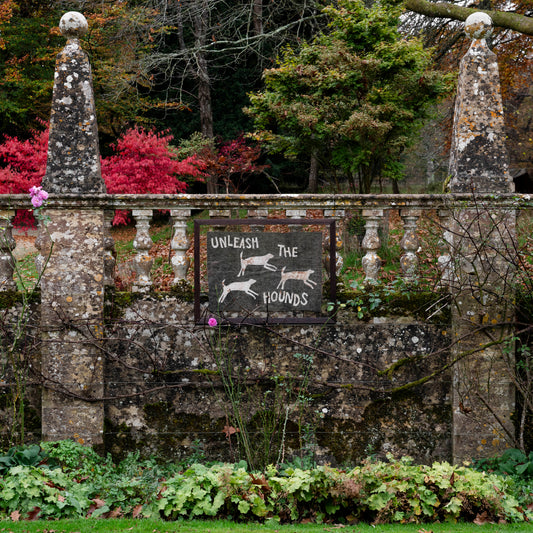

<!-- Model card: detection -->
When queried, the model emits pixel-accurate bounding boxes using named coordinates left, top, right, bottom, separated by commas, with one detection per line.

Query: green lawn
left=1, top=520, right=532, bottom=533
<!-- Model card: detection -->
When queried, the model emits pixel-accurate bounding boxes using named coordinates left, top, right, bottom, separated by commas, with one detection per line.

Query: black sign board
left=194, top=218, right=336, bottom=324
left=208, top=231, right=322, bottom=313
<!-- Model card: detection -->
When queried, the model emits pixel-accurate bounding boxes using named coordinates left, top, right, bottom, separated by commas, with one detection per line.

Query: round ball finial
left=464, top=12, right=493, bottom=39
left=59, top=12, right=88, bottom=39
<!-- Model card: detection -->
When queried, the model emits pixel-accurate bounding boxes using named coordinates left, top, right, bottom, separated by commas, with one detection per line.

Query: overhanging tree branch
left=404, top=0, right=533, bottom=36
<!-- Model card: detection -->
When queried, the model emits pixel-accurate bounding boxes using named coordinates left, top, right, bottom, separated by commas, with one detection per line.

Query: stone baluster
left=103, top=210, right=116, bottom=287
left=325, top=209, right=345, bottom=276
left=0, top=210, right=16, bottom=291
left=170, top=209, right=191, bottom=282
left=247, top=208, right=268, bottom=232
left=209, top=209, right=231, bottom=231
left=34, top=218, right=46, bottom=277
left=132, top=209, right=154, bottom=292
left=437, top=208, right=453, bottom=288
left=286, top=208, right=306, bottom=231
left=399, top=209, right=421, bottom=282
left=361, top=209, right=383, bottom=282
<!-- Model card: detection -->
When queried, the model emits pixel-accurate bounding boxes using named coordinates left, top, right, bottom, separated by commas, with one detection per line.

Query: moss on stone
left=169, top=280, right=194, bottom=302
left=104, top=418, right=138, bottom=462
left=378, top=354, right=425, bottom=379
left=334, top=288, right=450, bottom=323
left=0, top=289, right=40, bottom=309
left=104, top=289, right=143, bottom=322
left=0, top=291, right=23, bottom=308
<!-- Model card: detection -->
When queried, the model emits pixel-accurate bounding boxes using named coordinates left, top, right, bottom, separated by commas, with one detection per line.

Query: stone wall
left=103, top=293, right=452, bottom=465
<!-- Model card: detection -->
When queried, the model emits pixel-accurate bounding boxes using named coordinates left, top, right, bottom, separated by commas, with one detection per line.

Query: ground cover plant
left=1, top=442, right=532, bottom=525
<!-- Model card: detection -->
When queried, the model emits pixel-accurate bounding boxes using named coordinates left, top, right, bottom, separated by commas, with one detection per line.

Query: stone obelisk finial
left=448, top=13, right=513, bottom=193
left=43, top=12, right=105, bottom=193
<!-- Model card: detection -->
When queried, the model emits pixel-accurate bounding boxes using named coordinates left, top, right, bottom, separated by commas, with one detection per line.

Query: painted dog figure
left=238, top=252, right=277, bottom=277
left=276, top=267, right=317, bottom=290
left=218, top=278, right=259, bottom=303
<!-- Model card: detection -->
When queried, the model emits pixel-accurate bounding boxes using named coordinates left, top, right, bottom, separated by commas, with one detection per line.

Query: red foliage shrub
left=0, top=127, right=49, bottom=226
left=101, top=126, right=205, bottom=194
left=217, top=135, right=268, bottom=192
left=101, top=126, right=206, bottom=224
left=0, top=125, right=207, bottom=226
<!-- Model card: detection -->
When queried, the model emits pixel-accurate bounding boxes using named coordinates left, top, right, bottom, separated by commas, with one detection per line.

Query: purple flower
left=208, top=317, right=218, bottom=327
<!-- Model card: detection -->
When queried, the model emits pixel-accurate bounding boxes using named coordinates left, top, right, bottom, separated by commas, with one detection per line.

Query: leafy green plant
left=0, top=465, right=92, bottom=519
left=1, top=448, right=532, bottom=523
left=41, top=439, right=106, bottom=473
left=0, top=444, right=59, bottom=475
left=473, top=448, right=533, bottom=478
left=328, top=279, right=383, bottom=318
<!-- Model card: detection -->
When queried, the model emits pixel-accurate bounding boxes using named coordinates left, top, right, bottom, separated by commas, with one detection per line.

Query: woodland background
left=0, top=0, right=531, bottom=197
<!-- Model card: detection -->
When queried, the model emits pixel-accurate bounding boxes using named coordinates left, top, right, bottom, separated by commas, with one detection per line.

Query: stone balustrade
left=1, top=192, right=530, bottom=293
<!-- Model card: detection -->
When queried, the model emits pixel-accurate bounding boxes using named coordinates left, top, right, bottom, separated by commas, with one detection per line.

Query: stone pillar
left=40, top=12, right=106, bottom=446
left=448, top=13, right=515, bottom=462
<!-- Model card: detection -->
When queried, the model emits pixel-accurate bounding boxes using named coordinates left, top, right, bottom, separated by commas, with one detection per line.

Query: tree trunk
left=193, top=1, right=215, bottom=191
left=359, top=166, right=372, bottom=194
left=193, top=3, right=214, bottom=140
left=308, top=151, right=318, bottom=192
left=197, top=54, right=214, bottom=140
left=253, top=0, right=263, bottom=35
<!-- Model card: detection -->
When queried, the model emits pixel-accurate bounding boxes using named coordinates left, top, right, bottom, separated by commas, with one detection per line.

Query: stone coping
left=0, top=193, right=532, bottom=211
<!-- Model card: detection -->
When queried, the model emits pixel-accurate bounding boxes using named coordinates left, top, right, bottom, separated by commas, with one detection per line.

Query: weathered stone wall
left=103, top=295, right=452, bottom=465
left=1, top=290, right=454, bottom=463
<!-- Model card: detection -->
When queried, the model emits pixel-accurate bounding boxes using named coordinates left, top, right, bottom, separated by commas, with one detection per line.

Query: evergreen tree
left=246, top=0, right=453, bottom=192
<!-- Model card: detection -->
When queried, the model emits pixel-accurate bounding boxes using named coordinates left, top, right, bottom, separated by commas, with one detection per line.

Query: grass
left=1, top=520, right=533, bottom=533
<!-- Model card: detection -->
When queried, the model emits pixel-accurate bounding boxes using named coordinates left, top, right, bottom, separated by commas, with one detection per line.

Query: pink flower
left=208, top=317, right=218, bottom=327
left=31, top=195, right=44, bottom=208
left=29, top=186, right=49, bottom=208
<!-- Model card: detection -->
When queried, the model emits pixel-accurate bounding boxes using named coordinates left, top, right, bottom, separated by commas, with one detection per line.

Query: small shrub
left=1, top=444, right=532, bottom=523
